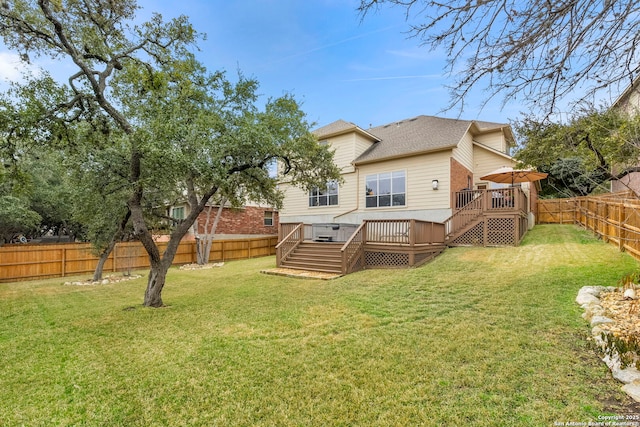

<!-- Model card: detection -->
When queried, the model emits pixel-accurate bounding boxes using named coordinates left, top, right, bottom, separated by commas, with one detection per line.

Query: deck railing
left=364, top=219, right=445, bottom=245
left=275, top=222, right=304, bottom=266
left=446, top=190, right=485, bottom=236
left=341, top=222, right=367, bottom=275
left=446, top=188, right=528, bottom=238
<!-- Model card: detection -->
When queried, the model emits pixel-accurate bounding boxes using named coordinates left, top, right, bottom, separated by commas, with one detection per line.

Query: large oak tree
left=0, top=0, right=340, bottom=307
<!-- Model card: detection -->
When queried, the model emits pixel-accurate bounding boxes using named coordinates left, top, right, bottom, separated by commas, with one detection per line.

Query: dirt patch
left=261, top=268, right=341, bottom=280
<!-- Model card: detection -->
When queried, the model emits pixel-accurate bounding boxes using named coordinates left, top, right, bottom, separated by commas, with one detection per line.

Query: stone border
left=577, top=286, right=640, bottom=402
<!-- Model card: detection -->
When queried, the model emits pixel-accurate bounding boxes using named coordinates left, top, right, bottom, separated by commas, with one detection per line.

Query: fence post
left=113, top=244, right=117, bottom=272
left=620, top=204, right=626, bottom=251
left=61, top=248, right=66, bottom=277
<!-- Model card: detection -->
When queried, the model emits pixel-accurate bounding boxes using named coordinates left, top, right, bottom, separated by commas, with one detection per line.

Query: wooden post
left=409, top=219, right=415, bottom=247
left=113, top=244, right=117, bottom=272
left=620, top=204, right=626, bottom=251
left=61, top=248, right=66, bottom=277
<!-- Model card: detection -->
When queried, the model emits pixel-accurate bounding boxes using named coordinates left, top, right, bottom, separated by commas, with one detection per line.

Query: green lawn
left=1, top=225, right=639, bottom=426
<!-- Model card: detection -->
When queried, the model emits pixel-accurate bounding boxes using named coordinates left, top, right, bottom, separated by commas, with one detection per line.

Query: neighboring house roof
left=352, top=115, right=507, bottom=165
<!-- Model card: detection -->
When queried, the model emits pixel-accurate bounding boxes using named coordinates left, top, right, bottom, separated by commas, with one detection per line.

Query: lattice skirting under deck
left=449, top=215, right=524, bottom=247
left=365, top=251, right=409, bottom=268
left=364, top=246, right=444, bottom=268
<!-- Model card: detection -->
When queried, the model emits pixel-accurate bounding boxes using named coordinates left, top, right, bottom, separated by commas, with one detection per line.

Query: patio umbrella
left=480, top=166, right=548, bottom=185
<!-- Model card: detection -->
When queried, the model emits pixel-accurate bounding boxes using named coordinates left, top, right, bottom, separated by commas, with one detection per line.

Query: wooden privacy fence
left=0, top=236, right=278, bottom=283
left=537, top=199, right=579, bottom=224
left=537, top=193, right=640, bottom=261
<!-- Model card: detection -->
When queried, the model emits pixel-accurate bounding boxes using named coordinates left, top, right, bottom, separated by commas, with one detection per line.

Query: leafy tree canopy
left=0, top=0, right=341, bottom=306
left=514, top=108, right=640, bottom=197
left=0, top=195, right=41, bottom=244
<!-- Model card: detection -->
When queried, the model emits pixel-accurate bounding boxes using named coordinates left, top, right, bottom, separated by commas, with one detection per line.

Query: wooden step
left=280, top=241, right=344, bottom=273
left=280, top=260, right=342, bottom=274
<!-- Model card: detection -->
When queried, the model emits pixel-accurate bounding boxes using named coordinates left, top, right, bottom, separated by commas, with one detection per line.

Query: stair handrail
left=340, top=221, right=367, bottom=275
left=444, top=191, right=485, bottom=238
left=276, top=222, right=304, bottom=266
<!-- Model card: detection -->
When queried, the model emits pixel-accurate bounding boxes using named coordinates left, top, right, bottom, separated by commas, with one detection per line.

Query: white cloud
left=0, top=51, right=40, bottom=83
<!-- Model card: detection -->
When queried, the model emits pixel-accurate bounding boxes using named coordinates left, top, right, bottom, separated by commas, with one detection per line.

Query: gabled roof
left=314, top=119, right=380, bottom=142
left=354, top=115, right=506, bottom=165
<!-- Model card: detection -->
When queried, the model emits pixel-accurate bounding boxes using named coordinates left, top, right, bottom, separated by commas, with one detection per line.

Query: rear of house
left=278, top=115, right=536, bottom=226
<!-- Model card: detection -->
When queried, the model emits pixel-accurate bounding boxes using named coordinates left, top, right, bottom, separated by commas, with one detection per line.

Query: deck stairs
left=279, top=241, right=343, bottom=274
left=444, top=210, right=484, bottom=243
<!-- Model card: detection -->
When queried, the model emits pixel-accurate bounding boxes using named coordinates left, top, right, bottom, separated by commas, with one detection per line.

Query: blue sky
left=139, top=0, right=485, bottom=128
left=0, top=0, right=524, bottom=128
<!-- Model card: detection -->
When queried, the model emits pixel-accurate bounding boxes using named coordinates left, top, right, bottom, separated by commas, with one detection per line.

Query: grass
left=1, top=224, right=639, bottom=426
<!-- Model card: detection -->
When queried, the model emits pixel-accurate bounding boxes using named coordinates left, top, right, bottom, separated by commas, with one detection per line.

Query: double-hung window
left=309, top=180, right=339, bottom=207
left=264, top=211, right=274, bottom=226
left=365, top=171, right=406, bottom=208
left=171, top=206, right=185, bottom=220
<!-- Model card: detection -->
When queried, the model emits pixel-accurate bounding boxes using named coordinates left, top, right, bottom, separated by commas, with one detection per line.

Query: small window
left=264, top=211, right=274, bottom=227
left=476, top=184, right=487, bottom=190
left=309, top=180, right=339, bottom=207
left=171, top=207, right=185, bottom=220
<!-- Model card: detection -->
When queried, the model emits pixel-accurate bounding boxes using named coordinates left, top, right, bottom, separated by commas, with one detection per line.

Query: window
left=264, top=211, right=274, bottom=226
left=366, top=171, right=406, bottom=208
left=171, top=206, right=185, bottom=220
left=309, top=181, right=339, bottom=207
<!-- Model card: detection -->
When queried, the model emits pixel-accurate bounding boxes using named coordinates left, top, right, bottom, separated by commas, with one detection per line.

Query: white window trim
left=365, top=170, right=407, bottom=209
left=309, top=180, right=339, bottom=208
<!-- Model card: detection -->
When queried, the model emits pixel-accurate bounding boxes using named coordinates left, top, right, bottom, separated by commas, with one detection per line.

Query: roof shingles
left=355, top=116, right=477, bottom=164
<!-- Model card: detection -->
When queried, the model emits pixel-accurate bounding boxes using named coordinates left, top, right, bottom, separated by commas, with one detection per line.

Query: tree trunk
left=92, top=210, right=131, bottom=281
left=93, top=239, right=116, bottom=281
left=144, top=260, right=169, bottom=307
left=195, top=199, right=226, bottom=265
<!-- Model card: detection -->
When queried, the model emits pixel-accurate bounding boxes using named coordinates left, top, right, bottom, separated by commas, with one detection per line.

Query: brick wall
left=195, top=206, right=279, bottom=235
left=450, top=158, right=473, bottom=207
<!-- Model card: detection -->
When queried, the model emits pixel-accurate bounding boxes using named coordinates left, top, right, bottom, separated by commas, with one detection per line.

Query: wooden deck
left=445, top=188, right=528, bottom=247
left=277, top=220, right=446, bottom=275
left=276, top=188, right=529, bottom=275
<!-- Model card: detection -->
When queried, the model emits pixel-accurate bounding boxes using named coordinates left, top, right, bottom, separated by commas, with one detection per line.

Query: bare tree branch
left=359, top=0, right=640, bottom=116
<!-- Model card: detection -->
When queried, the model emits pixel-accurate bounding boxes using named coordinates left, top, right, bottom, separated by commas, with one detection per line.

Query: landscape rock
left=576, top=290, right=601, bottom=306
left=603, top=353, right=621, bottom=371
left=578, top=285, right=640, bottom=403
left=583, top=303, right=606, bottom=321
left=624, top=288, right=637, bottom=300
left=581, top=286, right=608, bottom=296
left=612, top=366, right=640, bottom=384
left=590, top=315, right=615, bottom=327
left=622, top=381, right=640, bottom=403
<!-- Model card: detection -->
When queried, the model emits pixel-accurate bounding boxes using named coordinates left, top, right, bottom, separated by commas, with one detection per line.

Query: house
left=276, top=115, right=537, bottom=275
left=610, top=76, right=640, bottom=194
left=164, top=200, right=278, bottom=241
left=279, top=115, right=536, bottom=225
